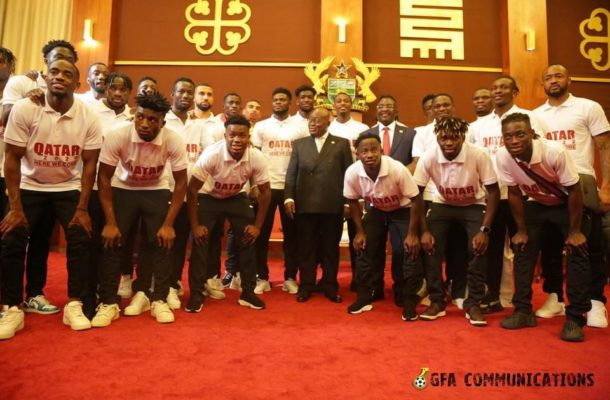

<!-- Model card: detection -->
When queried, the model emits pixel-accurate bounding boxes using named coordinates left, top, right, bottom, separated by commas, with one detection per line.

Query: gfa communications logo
left=412, top=368, right=429, bottom=390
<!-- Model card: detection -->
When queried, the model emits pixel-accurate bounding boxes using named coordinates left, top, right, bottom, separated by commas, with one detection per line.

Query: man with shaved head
left=533, top=64, right=610, bottom=329
left=284, top=107, right=353, bottom=303
left=0, top=59, right=102, bottom=339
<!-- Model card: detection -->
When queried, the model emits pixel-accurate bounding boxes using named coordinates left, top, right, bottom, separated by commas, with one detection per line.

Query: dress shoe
left=325, top=293, right=343, bottom=303
left=297, top=292, right=311, bottom=303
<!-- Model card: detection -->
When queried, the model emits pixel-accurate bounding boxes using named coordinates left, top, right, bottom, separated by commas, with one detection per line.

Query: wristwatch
left=480, top=226, right=491, bottom=234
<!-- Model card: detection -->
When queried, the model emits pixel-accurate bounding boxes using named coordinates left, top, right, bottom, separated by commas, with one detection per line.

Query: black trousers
left=296, top=213, right=343, bottom=295
left=423, top=203, right=487, bottom=310
left=169, top=202, right=189, bottom=288
left=1, top=189, right=91, bottom=307
left=98, top=188, right=172, bottom=305
left=356, top=207, right=422, bottom=306
left=541, top=211, right=606, bottom=304
left=255, top=189, right=298, bottom=280
left=513, top=202, right=591, bottom=325
left=189, top=194, right=257, bottom=295
left=486, top=200, right=516, bottom=300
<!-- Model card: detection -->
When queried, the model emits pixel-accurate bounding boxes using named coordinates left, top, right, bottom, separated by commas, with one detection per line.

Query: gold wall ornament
left=184, top=0, right=252, bottom=56
left=304, top=57, right=380, bottom=112
left=399, top=0, right=464, bottom=60
left=579, top=8, right=610, bottom=71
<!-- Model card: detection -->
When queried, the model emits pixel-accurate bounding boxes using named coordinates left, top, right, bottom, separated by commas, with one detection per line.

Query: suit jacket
left=366, top=123, right=416, bottom=166
left=285, top=133, right=353, bottom=215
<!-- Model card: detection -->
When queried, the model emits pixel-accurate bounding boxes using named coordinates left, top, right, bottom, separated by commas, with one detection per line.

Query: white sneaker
left=535, top=293, right=566, bottom=318
left=91, top=303, right=120, bottom=328
left=229, top=272, right=242, bottom=292
left=0, top=306, right=25, bottom=340
left=205, top=275, right=226, bottom=300
left=254, top=279, right=271, bottom=294
left=167, top=288, right=181, bottom=310
left=282, top=279, right=299, bottom=294
left=587, top=300, right=608, bottom=328
left=176, top=280, right=185, bottom=297
left=151, top=301, right=175, bottom=323
left=452, top=298, right=465, bottom=310
left=124, top=291, right=151, bottom=316
left=117, top=275, right=133, bottom=299
left=63, top=301, right=92, bottom=331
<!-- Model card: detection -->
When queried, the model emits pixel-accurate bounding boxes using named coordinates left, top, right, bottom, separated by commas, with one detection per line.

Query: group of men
left=0, top=39, right=608, bottom=344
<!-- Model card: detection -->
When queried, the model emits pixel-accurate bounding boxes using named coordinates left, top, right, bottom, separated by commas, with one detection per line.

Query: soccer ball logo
left=412, top=368, right=429, bottom=390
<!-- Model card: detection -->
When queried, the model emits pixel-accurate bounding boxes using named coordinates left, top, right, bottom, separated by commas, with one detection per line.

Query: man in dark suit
left=284, top=108, right=353, bottom=303
left=359, top=95, right=418, bottom=305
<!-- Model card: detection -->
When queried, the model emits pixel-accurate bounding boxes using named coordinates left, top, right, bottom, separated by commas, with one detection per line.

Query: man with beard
left=466, top=76, right=549, bottom=314
left=533, top=64, right=610, bottom=328
left=0, top=59, right=102, bottom=339
left=75, top=62, right=109, bottom=104
left=290, top=85, right=316, bottom=130
left=471, top=87, right=493, bottom=121
left=252, top=87, right=308, bottom=295
left=414, top=117, right=499, bottom=326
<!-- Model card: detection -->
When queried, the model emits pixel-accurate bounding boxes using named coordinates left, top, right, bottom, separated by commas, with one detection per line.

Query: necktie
left=383, top=127, right=391, bottom=156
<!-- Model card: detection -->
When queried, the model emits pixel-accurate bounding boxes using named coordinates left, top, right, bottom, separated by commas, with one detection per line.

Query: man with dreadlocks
left=413, top=116, right=500, bottom=326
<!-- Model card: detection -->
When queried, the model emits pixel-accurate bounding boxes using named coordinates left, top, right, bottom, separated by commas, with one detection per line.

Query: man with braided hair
left=413, top=117, right=500, bottom=326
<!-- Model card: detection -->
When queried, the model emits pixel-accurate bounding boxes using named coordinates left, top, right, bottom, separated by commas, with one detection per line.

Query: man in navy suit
left=359, top=95, right=417, bottom=305
left=284, top=108, right=353, bottom=303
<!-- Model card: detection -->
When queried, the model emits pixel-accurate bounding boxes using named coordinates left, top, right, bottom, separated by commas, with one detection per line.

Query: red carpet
left=1, top=252, right=609, bottom=400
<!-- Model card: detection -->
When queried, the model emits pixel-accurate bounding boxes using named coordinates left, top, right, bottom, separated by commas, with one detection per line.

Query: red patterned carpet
left=1, top=251, right=609, bottom=400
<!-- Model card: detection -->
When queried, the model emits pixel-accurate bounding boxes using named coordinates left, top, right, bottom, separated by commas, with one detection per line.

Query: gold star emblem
left=334, top=59, right=351, bottom=78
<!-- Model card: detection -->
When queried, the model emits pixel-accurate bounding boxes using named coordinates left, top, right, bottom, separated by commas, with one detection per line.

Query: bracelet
left=76, top=207, right=88, bottom=212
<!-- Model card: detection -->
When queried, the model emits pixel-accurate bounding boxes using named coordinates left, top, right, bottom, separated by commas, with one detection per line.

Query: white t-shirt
left=1, top=74, right=46, bottom=106
left=467, top=105, right=546, bottom=199
left=344, top=155, right=419, bottom=211
left=90, top=100, right=132, bottom=135
left=164, top=110, right=197, bottom=134
left=289, top=112, right=309, bottom=131
left=328, top=118, right=369, bottom=159
left=412, top=122, right=438, bottom=201
left=413, top=142, right=498, bottom=206
left=251, top=115, right=308, bottom=190
left=191, top=140, right=269, bottom=199
left=496, top=139, right=579, bottom=206
left=100, top=124, right=188, bottom=190
left=533, top=94, right=610, bottom=177
left=74, top=90, right=100, bottom=105
left=4, top=98, right=103, bottom=192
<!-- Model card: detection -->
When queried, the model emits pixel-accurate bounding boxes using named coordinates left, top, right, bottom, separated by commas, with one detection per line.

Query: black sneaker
left=560, top=320, right=584, bottom=342
left=420, top=302, right=446, bottom=320
left=347, top=297, right=373, bottom=314
left=401, top=303, right=418, bottom=321
left=481, top=300, right=504, bottom=314
left=238, top=292, right=265, bottom=310
left=185, top=294, right=204, bottom=313
left=500, top=311, right=537, bottom=329
left=221, top=272, right=234, bottom=287
left=466, top=305, right=487, bottom=327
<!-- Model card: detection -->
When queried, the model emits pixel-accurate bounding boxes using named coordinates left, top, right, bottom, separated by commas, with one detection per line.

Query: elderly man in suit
left=359, top=95, right=418, bottom=306
left=285, top=108, right=353, bottom=303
